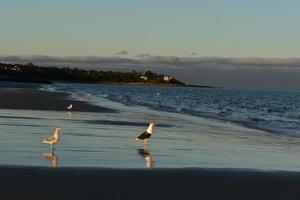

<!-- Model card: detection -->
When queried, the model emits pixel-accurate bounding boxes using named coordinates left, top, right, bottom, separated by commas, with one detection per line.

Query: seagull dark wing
left=136, top=132, right=151, bottom=140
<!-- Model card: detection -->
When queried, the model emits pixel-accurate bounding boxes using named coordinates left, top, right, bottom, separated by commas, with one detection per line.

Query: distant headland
left=0, top=62, right=214, bottom=88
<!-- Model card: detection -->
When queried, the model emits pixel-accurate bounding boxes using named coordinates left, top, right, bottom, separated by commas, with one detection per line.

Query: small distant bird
left=67, top=104, right=73, bottom=111
left=136, top=122, right=155, bottom=145
left=41, top=128, right=62, bottom=149
left=176, top=107, right=182, bottom=112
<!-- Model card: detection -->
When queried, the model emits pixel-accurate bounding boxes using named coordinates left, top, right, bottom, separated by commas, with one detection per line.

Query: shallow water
left=42, top=83, right=300, bottom=136
left=1, top=92, right=300, bottom=170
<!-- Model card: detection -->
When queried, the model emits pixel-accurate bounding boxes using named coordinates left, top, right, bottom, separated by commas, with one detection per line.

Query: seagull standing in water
left=67, top=104, right=73, bottom=111
left=41, top=128, right=62, bottom=149
left=136, top=122, right=155, bottom=147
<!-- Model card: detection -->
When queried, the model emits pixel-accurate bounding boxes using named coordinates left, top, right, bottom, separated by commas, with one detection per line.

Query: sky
left=1, top=0, right=300, bottom=57
left=1, top=0, right=300, bottom=89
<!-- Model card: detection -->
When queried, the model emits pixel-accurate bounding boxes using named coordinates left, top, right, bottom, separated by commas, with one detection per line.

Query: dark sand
left=0, top=89, right=115, bottom=112
left=1, top=167, right=300, bottom=200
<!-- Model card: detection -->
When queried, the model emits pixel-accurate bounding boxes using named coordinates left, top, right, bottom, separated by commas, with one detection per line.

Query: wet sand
left=0, top=89, right=115, bottom=112
left=1, top=166, right=300, bottom=200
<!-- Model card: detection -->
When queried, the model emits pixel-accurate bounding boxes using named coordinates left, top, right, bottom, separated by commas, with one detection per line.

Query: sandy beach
left=0, top=89, right=115, bottom=113
left=1, top=84, right=300, bottom=199
left=1, top=166, right=300, bottom=200
left=2, top=0, right=300, bottom=199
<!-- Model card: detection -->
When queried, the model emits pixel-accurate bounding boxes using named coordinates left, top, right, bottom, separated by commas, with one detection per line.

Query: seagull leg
left=144, top=139, right=148, bottom=150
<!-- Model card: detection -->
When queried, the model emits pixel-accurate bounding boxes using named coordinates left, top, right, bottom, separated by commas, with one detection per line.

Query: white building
left=163, top=75, right=172, bottom=81
left=140, top=75, right=148, bottom=80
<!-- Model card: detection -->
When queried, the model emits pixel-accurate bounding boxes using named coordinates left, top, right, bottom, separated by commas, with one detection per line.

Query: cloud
left=1, top=55, right=300, bottom=89
left=136, top=53, right=151, bottom=58
left=116, top=50, right=129, bottom=55
left=2, top=55, right=300, bottom=69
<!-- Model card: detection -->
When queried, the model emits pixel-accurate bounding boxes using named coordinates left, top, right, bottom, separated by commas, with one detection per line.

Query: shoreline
left=1, top=79, right=217, bottom=88
left=1, top=166, right=300, bottom=199
left=97, top=81, right=216, bottom=88
left=1, top=84, right=300, bottom=199
left=0, top=89, right=116, bottom=113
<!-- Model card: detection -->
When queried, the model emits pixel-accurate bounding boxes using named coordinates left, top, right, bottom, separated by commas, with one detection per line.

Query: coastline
left=97, top=81, right=216, bottom=88
left=0, top=85, right=300, bottom=170
left=1, top=84, right=300, bottom=200
left=1, top=79, right=216, bottom=88
left=0, top=89, right=115, bottom=113
left=1, top=166, right=300, bottom=200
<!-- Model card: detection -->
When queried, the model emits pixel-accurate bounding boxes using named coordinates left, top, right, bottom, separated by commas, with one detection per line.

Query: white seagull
left=41, top=127, right=62, bottom=149
left=67, top=104, right=73, bottom=111
left=136, top=122, right=155, bottom=146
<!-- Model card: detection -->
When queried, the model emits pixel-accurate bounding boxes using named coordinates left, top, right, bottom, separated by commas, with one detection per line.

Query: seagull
left=41, top=127, right=62, bottom=149
left=67, top=104, right=73, bottom=111
left=136, top=122, right=155, bottom=146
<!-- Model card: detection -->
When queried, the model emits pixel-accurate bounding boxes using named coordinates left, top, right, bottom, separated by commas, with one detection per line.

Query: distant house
left=140, top=75, right=148, bottom=81
left=156, top=74, right=173, bottom=82
left=11, top=65, right=20, bottom=71
left=163, top=75, right=173, bottom=81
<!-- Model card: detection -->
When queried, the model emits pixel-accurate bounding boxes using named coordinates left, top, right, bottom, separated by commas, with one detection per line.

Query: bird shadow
left=136, top=148, right=154, bottom=168
left=41, top=149, right=58, bottom=168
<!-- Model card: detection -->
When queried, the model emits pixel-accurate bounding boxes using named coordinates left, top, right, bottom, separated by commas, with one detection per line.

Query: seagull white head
left=67, top=104, right=73, bottom=110
left=54, top=127, right=61, bottom=135
left=146, top=122, right=155, bottom=134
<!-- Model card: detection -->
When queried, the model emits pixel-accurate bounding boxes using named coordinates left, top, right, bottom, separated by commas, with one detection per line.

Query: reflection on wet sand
left=67, top=111, right=72, bottom=117
left=136, top=149, right=154, bottom=168
left=41, top=150, right=58, bottom=167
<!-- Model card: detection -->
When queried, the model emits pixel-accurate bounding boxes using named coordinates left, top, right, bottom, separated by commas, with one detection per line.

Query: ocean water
left=44, top=83, right=300, bottom=137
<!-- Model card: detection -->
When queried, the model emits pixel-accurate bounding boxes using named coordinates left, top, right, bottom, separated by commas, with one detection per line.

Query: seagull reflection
left=67, top=111, right=72, bottom=117
left=41, top=150, right=58, bottom=167
left=136, top=149, right=154, bottom=168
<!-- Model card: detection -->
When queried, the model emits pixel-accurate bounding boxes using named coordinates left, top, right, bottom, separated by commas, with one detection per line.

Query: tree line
left=0, top=62, right=185, bottom=85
